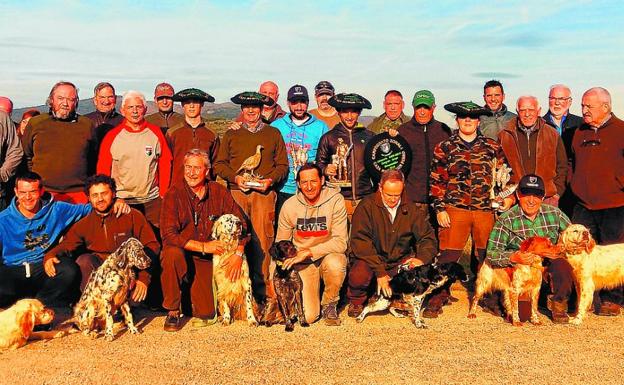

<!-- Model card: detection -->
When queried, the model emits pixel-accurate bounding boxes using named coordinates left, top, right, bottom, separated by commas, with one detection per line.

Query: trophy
left=290, top=144, right=309, bottom=177
left=328, top=138, right=352, bottom=187
left=236, top=144, right=264, bottom=188
left=490, top=159, right=517, bottom=210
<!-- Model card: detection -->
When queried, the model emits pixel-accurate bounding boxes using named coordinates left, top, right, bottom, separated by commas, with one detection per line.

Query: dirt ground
left=2, top=283, right=623, bottom=385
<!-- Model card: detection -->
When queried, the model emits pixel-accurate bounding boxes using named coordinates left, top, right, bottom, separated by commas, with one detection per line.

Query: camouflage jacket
left=430, top=133, right=509, bottom=212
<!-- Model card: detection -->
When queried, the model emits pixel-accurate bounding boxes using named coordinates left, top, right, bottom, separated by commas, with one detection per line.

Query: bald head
left=516, top=95, right=541, bottom=128
left=0, top=96, right=13, bottom=114
left=259, top=81, right=279, bottom=107
left=581, top=87, right=612, bottom=127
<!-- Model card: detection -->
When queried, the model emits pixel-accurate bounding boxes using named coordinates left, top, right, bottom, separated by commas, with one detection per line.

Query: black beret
left=444, top=101, right=491, bottom=118
left=172, top=88, right=215, bottom=103
left=230, top=91, right=274, bottom=106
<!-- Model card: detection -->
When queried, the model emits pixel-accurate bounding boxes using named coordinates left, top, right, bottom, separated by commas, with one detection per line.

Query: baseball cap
left=287, top=85, right=309, bottom=102
left=412, top=90, right=435, bottom=108
left=518, top=174, right=545, bottom=197
left=314, top=81, right=335, bottom=96
left=154, top=82, right=174, bottom=98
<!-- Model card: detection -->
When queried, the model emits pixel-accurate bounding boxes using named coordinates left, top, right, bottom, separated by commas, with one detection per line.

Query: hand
left=44, top=257, right=60, bottom=277
left=251, top=178, right=272, bottom=193
left=377, top=275, right=392, bottom=298
left=436, top=211, right=451, bottom=228
left=112, top=198, right=131, bottom=217
left=283, top=249, right=312, bottom=270
left=203, top=240, right=225, bottom=254
left=224, top=253, right=243, bottom=282
left=403, top=257, right=423, bottom=269
left=234, top=175, right=250, bottom=192
left=131, top=281, right=148, bottom=302
left=388, top=128, right=399, bottom=137
left=228, top=121, right=242, bottom=131
left=510, top=251, right=536, bottom=265
left=500, top=196, right=515, bottom=212
left=325, top=164, right=337, bottom=177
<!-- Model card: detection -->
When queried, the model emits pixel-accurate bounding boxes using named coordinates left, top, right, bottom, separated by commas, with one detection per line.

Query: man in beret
left=234, top=81, right=286, bottom=125
left=367, top=90, right=410, bottom=134
left=146, top=82, right=184, bottom=135
left=479, top=79, right=516, bottom=140
left=309, top=81, right=341, bottom=129
left=271, top=85, right=329, bottom=218
left=167, top=88, right=220, bottom=186
left=315, top=93, right=376, bottom=219
left=214, top=91, right=289, bottom=301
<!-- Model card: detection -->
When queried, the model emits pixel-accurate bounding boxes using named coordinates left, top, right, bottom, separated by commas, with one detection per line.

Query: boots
left=548, top=296, right=570, bottom=324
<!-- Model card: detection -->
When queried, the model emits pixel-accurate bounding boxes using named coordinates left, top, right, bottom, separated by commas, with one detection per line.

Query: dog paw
left=569, top=317, right=583, bottom=326
left=413, top=322, right=427, bottom=329
left=285, top=324, right=294, bottom=332
left=530, top=318, right=542, bottom=326
left=248, top=320, right=259, bottom=327
left=467, top=313, right=477, bottom=319
left=355, top=316, right=364, bottom=323
left=128, top=327, right=140, bottom=334
left=104, top=334, right=114, bottom=342
left=300, top=321, right=310, bottom=327
left=512, top=321, right=524, bottom=327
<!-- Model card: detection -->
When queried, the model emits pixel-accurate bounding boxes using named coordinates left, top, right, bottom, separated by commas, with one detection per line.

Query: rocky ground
left=2, top=283, right=623, bottom=385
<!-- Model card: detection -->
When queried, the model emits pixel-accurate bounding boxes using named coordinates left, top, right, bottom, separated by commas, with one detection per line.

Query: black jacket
left=543, top=111, right=584, bottom=161
left=315, top=123, right=375, bottom=200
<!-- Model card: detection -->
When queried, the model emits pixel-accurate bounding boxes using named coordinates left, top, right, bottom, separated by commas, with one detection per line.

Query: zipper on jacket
left=349, top=129, right=357, bottom=199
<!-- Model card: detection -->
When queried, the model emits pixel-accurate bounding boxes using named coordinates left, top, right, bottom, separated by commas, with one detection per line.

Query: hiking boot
left=550, top=299, right=570, bottom=324
left=598, top=301, right=621, bottom=316
left=163, top=311, right=182, bottom=332
left=322, top=302, right=341, bottom=326
left=347, top=303, right=364, bottom=318
left=422, top=306, right=442, bottom=319
left=191, top=316, right=216, bottom=328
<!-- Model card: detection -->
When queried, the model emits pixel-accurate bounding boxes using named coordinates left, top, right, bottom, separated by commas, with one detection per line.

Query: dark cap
left=518, top=174, right=545, bottom=197
left=444, top=101, right=491, bottom=118
left=154, top=82, right=174, bottom=98
left=287, top=85, right=309, bottom=102
left=314, top=81, right=335, bottom=96
left=173, top=88, right=215, bottom=103
left=328, top=93, right=372, bottom=110
left=230, top=91, right=274, bottom=106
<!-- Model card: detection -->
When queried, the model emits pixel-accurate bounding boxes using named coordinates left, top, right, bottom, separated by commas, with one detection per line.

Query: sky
left=1, top=0, right=623, bottom=124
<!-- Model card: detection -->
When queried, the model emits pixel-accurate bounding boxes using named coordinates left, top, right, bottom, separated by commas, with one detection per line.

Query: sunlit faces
left=88, top=183, right=115, bottom=214
left=241, top=105, right=262, bottom=126
left=51, top=84, right=78, bottom=119
left=338, top=108, right=361, bottom=129
left=517, top=97, right=541, bottom=127
left=384, top=94, right=404, bottom=121
left=182, top=99, right=204, bottom=119
left=581, top=92, right=610, bottom=127
left=413, top=105, right=434, bottom=125
left=380, top=179, right=403, bottom=209
left=548, top=87, right=572, bottom=119
left=121, top=96, right=147, bottom=126
left=315, top=93, right=332, bottom=111
left=297, top=168, right=324, bottom=204
left=15, top=180, right=43, bottom=213
left=483, top=86, right=504, bottom=112
left=517, top=191, right=544, bottom=219
left=94, top=86, right=116, bottom=113
left=259, top=82, right=279, bottom=107
left=288, top=100, right=308, bottom=119
left=456, top=115, right=480, bottom=137
left=183, top=155, right=209, bottom=189
left=155, top=96, right=174, bottom=113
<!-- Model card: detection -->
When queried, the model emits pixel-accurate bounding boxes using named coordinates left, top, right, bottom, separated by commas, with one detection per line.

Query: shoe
left=322, top=302, right=341, bottom=326
left=191, top=316, right=216, bottom=328
left=548, top=296, right=569, bottom=324
left=347, top=303, right=364, bottom=318
left=163, top=312, right=182, bottom=332
left=598, top=301, right=621, bottom=316
left=422, top=307, right=442, bottom=319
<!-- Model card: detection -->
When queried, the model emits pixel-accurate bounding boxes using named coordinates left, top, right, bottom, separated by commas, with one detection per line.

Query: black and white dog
left=356, top=261, right=467, bottom=328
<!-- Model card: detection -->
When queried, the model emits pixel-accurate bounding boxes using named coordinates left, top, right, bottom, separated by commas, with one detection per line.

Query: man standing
left=271, top=85, right=329, bottom=217
left=347, top=170, right=437, bottom=317
left=84, top=82, right=123, bottom=142
left=543, top=84, right=584, bottom=158
left=0, top=111, right=23, bottom=210
left=43, top=174, right=159, bottom=301
left=569, top=87, right=624, bottom=315
left=145, top=82, right=184, bottom=135
left=160, top=149, right=248, bottom=331
left=22, top=81, right=97, bottom=203
left=97, top=90, right=172, bottom=230
left=214, top=91, right=289, bottom=300
left=498, top=96, right=567, bottom=207
left=487, top=174, right=573, bottom=323
left=167, top=88, right=219, bottom=186
left=277, top=163, right=347, bottom=325
left=315, top=93, right=375, bottom=218
left=368, top=90, right=410, bottom=134
left=480, top=80, right=516, bottom=140
left=309, top=81, right=341, bottom=129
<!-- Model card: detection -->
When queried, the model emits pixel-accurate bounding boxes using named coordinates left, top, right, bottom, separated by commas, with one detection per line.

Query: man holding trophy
left=214, top=91, right=289, bottom=301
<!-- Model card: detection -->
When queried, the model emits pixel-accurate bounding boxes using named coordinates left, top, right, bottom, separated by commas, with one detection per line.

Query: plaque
left=363, top=132, right=412, bottom=183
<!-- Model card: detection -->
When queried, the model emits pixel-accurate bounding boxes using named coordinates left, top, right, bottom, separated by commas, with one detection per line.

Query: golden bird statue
left=236, top=145, right=264, bottom=178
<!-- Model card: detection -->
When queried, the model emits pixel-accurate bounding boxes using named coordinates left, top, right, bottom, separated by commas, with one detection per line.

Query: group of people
left=0, top=77, right=621, bottom=332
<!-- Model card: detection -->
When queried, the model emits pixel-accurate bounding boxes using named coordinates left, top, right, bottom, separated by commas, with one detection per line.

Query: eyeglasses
left=548, top=97, right=571, bottom=103
left=581, top=138, right=601, bottom=147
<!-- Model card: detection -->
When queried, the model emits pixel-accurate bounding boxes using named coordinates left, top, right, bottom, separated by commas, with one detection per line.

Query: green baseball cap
left=412, top=90, right=435, bottom=108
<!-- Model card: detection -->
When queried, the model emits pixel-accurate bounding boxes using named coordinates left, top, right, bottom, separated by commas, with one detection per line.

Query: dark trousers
left=0, top=258, right=79, bottom=308
left=275, top=192, right=293, bottom=227
left=131, top=198, right=163, bottom=308
left=573, top=203, right=624, bottom=304
left=347, top=259, right=407, bottom=306
left=75, top=253, right=103, bottom=292
left=546, top=258, right=575, bottom=302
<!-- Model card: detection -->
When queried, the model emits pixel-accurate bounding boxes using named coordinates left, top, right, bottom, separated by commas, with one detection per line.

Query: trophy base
left=244, top=181, right=263, bottom=188
left=328, top=181, right=352, bottom=188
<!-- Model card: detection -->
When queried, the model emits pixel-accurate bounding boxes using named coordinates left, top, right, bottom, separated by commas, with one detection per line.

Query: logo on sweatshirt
left=145, top=145, right=153, bottom=156
left=296, top=216, right=328, bottom=238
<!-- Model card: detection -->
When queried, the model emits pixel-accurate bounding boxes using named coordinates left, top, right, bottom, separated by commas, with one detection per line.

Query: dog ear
left=18, top=309, right=36, bottom=339
left=116, top=250, right=127, bottom=269
left=586, top=237, right=596, bottom=254
left=269, top=243, right=278, bottom=260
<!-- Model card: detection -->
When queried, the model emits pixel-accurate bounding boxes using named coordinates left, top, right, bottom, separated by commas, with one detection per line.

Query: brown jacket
left=166, top=120, right=220, bottom=186
left=499, top=117, right=567, bottom=197
left=349, top=191, right=437, bottom=276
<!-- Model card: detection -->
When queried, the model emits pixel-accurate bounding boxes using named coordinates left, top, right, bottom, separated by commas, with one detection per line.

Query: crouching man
left=276, top=163, right=348, bottom=325
left=346, top=170, right=437, bottom=317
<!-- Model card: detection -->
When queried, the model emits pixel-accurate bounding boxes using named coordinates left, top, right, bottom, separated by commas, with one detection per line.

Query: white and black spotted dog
left=356, top=262, right=467, bottom=328
left=211, top=214, right=258, bottom=326
left=73, top=238, right=151, bottom=341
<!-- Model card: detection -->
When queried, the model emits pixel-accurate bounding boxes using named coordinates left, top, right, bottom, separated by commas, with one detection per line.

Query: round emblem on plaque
left=364, top=132, right=412, bottom=183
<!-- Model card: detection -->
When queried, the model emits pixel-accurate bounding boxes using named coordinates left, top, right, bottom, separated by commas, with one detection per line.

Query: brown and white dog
left=468, top=236, right=563, bottom=325
left=0, top=299, right=61, bottom=350
left=211, top=214, right=258, bottom=326
left=560, top=224, right=624, bottom=325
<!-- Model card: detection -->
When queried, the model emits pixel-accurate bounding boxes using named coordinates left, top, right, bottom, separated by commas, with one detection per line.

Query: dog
left=560, top=224, right=624, bottom=325
left=262, top=240, right=308, bottom=332
left=356, top=262, right=467, bottom=328
left=0, top=299, right=62, bottom=350
left=211, top=214, right=258, bottom=326
left=73, top=238, right=151, bottom=341
left=468, top=236, right=563, bottom=325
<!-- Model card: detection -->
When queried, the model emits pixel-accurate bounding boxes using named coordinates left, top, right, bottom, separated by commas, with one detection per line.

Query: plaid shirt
left=486, top=203, right=570, bottom=267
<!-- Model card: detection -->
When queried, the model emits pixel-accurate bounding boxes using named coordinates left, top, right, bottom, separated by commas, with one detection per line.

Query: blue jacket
left=0, top=194, right=91, bottom=266
left=272, top=113, right=329, bottom=194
